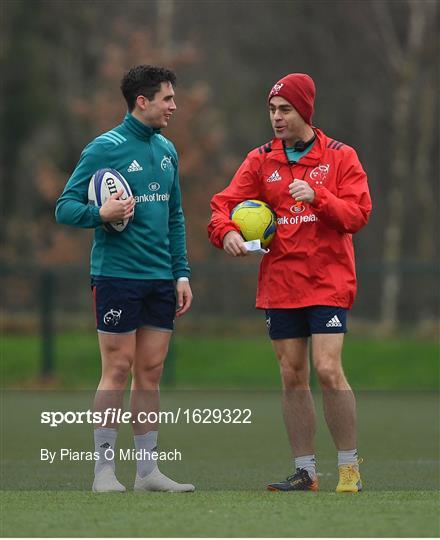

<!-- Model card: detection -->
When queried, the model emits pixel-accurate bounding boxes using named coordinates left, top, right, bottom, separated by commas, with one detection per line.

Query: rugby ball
left=88, top=168, right=133, bottom=233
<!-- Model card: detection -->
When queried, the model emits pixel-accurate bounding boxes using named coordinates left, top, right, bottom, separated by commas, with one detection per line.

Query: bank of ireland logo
left=148, top=182, right=160, bottom=191
left=160, top=155, right=173, bottom=171
left=310, top=164, right=330, bottom=185
left=290, top=202, right=305, bottom=214
left=103, top=309, right=122, bottom=326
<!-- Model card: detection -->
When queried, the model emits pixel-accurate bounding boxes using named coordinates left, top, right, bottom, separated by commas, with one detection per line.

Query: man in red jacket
left=208, top=73, right=372, bottom=493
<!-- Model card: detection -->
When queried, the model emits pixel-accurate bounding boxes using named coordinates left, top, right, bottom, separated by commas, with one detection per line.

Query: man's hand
left=223, top=230, right=248, bottom=257
left=288, top=179, right=315, bottom=203
left=175, top=281, right=193, bottom=317
left=99, top=189, right=135, bottom=222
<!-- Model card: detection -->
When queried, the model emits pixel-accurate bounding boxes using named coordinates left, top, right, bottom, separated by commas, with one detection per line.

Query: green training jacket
left=55, top=113, right=190, bottom=280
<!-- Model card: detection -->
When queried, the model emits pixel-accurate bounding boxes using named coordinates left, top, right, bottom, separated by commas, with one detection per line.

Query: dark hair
left=120, top=65, right=177, bottom=111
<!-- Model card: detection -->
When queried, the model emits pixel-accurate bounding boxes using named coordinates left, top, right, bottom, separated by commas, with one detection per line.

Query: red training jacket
left=207, top=128, right=372, bottom=309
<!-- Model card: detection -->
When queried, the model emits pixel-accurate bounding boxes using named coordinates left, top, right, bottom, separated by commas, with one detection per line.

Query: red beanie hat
left=268, top=73, right=315, bottom=124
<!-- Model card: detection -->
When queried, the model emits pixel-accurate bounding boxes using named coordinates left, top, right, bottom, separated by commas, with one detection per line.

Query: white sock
left=294, top=454, right=316, bottom=479
left=338, top=449, right=358, bottom=468
left=134, top=431, right=158, bottom=478
left=94, top=428, right=118, bottom=474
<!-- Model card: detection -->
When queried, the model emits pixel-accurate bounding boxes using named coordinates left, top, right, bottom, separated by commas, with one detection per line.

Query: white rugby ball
left=88, top=168, right=133, bottom=233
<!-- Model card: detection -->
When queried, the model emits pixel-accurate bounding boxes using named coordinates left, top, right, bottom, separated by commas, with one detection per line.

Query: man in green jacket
left=56, top=65, right=194, bottom=492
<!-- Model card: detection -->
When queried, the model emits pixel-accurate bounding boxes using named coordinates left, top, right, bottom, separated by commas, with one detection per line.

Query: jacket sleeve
left=168, top=159, right=191, bottom=279
left=55, top=143, right=106, bottom=228
left=208, top=154, right=262, bottom=248
left=310, top=147, right=372, bottom=234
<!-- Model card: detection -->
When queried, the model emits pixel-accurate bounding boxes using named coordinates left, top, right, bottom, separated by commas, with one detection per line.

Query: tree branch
left=407, top=1, right=433, bottom=55
left=371, top=0, right=405, bottom=72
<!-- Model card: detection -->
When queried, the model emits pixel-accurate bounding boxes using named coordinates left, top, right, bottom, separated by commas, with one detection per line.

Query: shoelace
left=287, top=469, right=309, bottom=484
left=339, top=465, right=358, bottom=483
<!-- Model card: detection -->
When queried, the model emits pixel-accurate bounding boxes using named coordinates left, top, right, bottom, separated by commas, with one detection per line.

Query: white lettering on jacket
left=277, top=214, right=318, bottom=225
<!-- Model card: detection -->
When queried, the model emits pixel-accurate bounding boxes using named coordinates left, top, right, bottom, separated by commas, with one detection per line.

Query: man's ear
left=135, top=95, right=149, bottom=110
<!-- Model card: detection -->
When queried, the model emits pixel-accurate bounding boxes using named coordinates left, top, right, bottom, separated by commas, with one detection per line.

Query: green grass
left=2, top=490, right=439, bottom=537
left=1, top=391, right=439, bottom=536
left=2, top=332, right=439, bottom=389
left=1, top=335, right=439, bottom=536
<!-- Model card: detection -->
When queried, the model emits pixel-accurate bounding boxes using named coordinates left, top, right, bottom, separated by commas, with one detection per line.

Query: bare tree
left=157, top=0, right=174, bottom=54
left=413, top=66, right=438, bottom=326
left=371, top=0, right=437, bottom=332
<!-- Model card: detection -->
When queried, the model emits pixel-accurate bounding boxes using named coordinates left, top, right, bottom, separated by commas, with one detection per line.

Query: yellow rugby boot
left=336, top=459, right=363, bottom=493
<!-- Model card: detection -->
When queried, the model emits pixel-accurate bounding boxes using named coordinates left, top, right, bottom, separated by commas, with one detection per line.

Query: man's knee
left=132, top=361, right=163, bottom=388
left=273, top=339, right=309, bottom=390
left=279, top=360, right=309, bottom=390
left=314, top=358, right=346, bottom=389
left=103, top=359, right=132, bottom=387
left=100, top=341, right=134, bottom=388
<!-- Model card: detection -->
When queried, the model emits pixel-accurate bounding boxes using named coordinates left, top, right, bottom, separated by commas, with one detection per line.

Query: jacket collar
left=270, top=128, right=327, bottom=166
left=123, top=113, right=161, bottom=140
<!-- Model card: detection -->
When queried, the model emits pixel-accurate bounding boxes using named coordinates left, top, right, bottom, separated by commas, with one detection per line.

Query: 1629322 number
left=182, top=408, right=252, bottom=424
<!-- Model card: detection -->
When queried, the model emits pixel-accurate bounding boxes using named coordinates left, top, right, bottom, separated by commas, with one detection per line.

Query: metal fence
left=3, top=260, right=439, bottom=329
left=2, top=260, right=438, bottom=381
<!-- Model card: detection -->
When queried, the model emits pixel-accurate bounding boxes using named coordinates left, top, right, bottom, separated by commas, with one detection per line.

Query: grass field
left=1, top=390, right=439, bottom=537
left=2, top=332, right=439, bottom=389
left=2, top=490, right=439, bottom=537
left=1, top=333, right=439, bottom=536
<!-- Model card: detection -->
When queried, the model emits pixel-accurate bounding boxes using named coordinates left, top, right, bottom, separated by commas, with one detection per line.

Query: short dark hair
left=120, top=65, right=177, bottom=111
